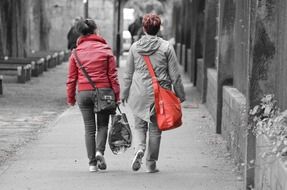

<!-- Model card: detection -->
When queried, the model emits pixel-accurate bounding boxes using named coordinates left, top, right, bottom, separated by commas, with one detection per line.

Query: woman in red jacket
left=66, top=18, right=120, bottom=172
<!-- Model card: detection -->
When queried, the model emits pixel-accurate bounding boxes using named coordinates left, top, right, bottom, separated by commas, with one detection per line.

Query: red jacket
left=66, top=34, right=120, bottom=104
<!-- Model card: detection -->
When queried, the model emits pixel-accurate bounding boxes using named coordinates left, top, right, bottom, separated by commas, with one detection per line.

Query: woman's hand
left=180, top=98, right=185, bottom=103
left=68, top=102, right=75, bottom=107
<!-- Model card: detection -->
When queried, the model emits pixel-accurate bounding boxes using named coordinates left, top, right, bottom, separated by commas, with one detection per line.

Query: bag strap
left=143, top=56, right=160, bottom=93
left=73, top=49, right=97, bottom=90
left=117, top=105, right=122, bottom=114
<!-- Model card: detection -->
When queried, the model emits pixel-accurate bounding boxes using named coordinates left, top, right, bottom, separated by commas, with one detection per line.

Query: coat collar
left=77, top=34, right=107, bottom=46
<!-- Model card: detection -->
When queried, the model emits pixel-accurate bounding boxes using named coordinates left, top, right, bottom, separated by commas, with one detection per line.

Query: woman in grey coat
left=122, top=14, right=185, bottom=173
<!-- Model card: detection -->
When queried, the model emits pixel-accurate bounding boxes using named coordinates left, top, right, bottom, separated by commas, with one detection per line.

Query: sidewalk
left=0, top=59, right=243, bottom=190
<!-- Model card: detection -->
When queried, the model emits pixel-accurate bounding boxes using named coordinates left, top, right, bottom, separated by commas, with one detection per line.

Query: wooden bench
left=59, top=51, right=65, bottom=63
left=0, top=64, right=31, bottom=83
left=63, top=50, right=71, bottom=62
left=49, top=51, right=63, bottom=66
left=25, top=55, right=49, bottom=71
left=0, top=58, right=43, bottom=77
left=41, top=50, right=65, bottom=65
left=27, top=53, right=53, bottom=70
left=29, top=51, right=62, bottom=68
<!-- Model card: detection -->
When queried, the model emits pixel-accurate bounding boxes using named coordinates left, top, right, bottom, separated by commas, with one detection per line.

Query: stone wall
left=222, top=86, right=248, bottom=172
left=256, top=136, right=287, bottom=190
left=173, top=0, right=287, bottom=188
left=45, top=0, right=114, bottom=51
left=196, top=58, right=204, bottom=101
left=162, top=0, right=175, bottom=40
left=252, top=0, right=287, bottom=188
left=28, top=0, right=50, bottom=51
left=0, top=0, right=30, bottom=56
left=87, top=0, right=114, bottom=47
left=26, top=0, right=42, bottom=52
left=250, top=0, right=287, bottom=110
left=206, top=68, right=217, bottom=121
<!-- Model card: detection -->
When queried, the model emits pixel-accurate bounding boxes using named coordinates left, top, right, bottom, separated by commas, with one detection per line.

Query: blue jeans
left=134, top=114, right=162, bottom=170
left=77, top=91, right=110, bottom=166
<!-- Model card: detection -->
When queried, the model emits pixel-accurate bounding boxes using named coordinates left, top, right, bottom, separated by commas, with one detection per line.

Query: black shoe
left=96, top=152, right=107, bottom=170
left=146, top=168, right=159, bottom=173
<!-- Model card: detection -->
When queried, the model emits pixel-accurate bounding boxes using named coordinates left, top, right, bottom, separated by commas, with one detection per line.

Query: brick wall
left=222, top=86, right=248, bottom=172
left=206, top=68, right=217, bottom=121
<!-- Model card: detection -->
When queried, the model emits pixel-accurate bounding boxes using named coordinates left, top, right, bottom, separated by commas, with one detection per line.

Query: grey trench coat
left=122, top=35, right=186, bottom=122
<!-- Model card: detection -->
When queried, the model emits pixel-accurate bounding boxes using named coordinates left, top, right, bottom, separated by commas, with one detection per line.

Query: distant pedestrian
left=67, top=17, right=82, bottom=50
left=128, top=16, right=143, bottom=44
left=66, top=18, right=120, bottom=172
left=122, top=14, right=185, bottom=173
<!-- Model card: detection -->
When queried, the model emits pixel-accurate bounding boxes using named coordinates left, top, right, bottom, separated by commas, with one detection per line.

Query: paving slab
left=0, top=98, right=243, bottom=190
left=0, top=59, right=243, bottom=190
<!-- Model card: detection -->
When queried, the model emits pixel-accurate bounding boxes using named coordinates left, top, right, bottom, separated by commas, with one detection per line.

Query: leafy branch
left=249, top=94, right=287, bottom=158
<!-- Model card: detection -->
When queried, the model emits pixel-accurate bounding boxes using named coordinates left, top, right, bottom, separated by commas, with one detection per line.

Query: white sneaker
left=131, top=150, right=144, bottom=171
left=89, top=165, right=98, bottom=172
left=96, top=151, right=107, bottom=170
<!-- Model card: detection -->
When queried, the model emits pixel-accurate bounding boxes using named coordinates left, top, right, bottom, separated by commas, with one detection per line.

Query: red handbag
left=143, top=56, right=182, bottom=131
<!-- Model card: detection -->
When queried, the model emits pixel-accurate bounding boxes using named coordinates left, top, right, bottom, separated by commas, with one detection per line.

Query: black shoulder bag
left=73, top=50, right=117, bottom=114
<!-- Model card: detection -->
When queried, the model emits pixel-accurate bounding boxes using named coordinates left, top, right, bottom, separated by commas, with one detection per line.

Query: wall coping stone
left=207, top=68, right=217, bottom=82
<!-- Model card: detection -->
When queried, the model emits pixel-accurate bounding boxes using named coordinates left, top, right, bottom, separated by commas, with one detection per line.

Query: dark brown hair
left=76, top=18, right=97, bottom=35
left=142, top=14, right=161, bottom=35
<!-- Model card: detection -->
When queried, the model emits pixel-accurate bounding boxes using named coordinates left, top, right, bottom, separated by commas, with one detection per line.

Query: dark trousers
left=77, top=91, right=110, bottom=166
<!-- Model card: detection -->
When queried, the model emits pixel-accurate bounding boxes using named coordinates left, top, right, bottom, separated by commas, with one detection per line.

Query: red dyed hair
left=142, top=14, right=161, bottom=35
